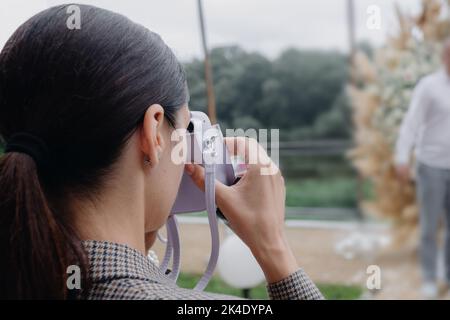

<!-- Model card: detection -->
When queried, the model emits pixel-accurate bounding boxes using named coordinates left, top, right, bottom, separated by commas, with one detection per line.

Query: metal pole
left=347, top=0, right=364, bottom=220
left=242, top=288, right=251, bottom=299
left=347, top=0, right=356, bottom=68
left=198, top=0, right=217, bottom=124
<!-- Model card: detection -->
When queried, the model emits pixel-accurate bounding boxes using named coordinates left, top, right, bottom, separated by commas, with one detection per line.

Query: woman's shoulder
left=87, top=277, right=240, bottom=300
left=82, top=240, right=323, bottom=300
left=82, top=240, right=239, bottom=300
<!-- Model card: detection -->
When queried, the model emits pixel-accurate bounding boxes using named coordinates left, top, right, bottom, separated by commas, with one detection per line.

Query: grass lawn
left=177, top=273, right=363, bottom=300
left=185, top=176, right=372, bottom=220
left=285, top=177, right=373, bottom=209
left=285, top=177, right=357, bottom=208
left=281, top=154, right=373, bottom=209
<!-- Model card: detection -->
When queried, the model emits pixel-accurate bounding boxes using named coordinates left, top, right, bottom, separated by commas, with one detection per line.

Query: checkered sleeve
left=83, top=240, right=326, bottom=300
left=267, top=269, right=324, bottom=300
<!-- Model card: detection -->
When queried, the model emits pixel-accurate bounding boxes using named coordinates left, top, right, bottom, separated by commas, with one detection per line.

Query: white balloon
left=217, top=234, right=265, bottom=289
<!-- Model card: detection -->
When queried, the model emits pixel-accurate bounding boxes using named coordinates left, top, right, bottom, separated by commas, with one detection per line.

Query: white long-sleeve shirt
left=395, top=69, right=450, bottom=169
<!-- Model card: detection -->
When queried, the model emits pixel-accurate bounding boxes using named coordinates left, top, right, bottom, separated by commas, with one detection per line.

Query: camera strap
left=166, top=215, right=181, bottom=281
left=194, top=161, right=219, bottom=290
left=160, top=133, right=221, bottom=291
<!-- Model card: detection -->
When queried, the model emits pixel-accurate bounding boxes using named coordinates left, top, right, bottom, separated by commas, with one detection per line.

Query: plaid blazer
left=82, top=240, right=324, bottom=300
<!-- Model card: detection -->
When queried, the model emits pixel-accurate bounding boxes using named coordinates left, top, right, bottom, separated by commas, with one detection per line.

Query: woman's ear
left=140, top=104, right=165, bottom=167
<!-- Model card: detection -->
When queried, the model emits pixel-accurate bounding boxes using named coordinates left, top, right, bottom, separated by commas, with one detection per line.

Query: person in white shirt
left=395, top=38, right=450, bottom=299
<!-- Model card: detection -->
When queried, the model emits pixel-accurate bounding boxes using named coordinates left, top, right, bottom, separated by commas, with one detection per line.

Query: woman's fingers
left=184, top=163, right=232, bottom=211
left=185, top=163, right=205, bottom=190
left=224, top=137, right=277, bottom=175
left=223, top=137, right=260, bottom=163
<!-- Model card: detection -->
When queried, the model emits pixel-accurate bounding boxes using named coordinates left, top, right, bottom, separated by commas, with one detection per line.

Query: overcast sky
left=0, top=0, right=427, bottom=61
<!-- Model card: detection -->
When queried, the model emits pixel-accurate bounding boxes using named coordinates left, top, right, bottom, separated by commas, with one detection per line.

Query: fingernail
left=185, top=164, right=194, bottom=175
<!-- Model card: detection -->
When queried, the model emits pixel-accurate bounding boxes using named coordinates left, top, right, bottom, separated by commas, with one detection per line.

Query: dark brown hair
left=0, top=4, right=188, bottom=299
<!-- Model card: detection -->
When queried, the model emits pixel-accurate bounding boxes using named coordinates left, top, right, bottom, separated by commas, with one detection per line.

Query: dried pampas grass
left=349, top=0, right=449, bottom=245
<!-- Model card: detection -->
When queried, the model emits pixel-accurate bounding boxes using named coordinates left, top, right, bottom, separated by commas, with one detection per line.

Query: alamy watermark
left=66, top=264, right=81, bottom=290
left=366, top=265, right=381, bottom=290
left=366, top=5, right=381, bottom=31
left=66, top=5, right=81, bottom=30
left=170, top=127, right=280, bottom=176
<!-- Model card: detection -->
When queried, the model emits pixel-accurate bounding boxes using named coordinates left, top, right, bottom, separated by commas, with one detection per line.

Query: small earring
left=144, top=152, right=161, bottom=166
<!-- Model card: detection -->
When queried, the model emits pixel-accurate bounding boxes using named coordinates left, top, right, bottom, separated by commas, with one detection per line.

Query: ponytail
left=0, top=152, right=87, bottom=299
left=0, top=4, right=188, bottom=299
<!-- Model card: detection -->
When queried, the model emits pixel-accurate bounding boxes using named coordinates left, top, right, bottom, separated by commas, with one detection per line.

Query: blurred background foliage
left=184, top=45, right=353, bottom=141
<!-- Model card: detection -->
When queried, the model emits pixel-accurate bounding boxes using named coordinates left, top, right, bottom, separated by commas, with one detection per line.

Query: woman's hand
left=185, top=137, right=298, bottom=283
left=395, top=163, right=410, bottom=182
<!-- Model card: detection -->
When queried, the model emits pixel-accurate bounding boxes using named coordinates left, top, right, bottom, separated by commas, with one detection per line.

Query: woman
left=0, top=4, right=323, bottom=300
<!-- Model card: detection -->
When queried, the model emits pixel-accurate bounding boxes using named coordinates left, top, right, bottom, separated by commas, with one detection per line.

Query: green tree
left=185, top=46, right=350, bottom=140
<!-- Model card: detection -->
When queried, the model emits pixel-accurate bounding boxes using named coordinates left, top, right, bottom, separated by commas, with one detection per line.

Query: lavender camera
left=171, top=111, right=237, bottom=214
